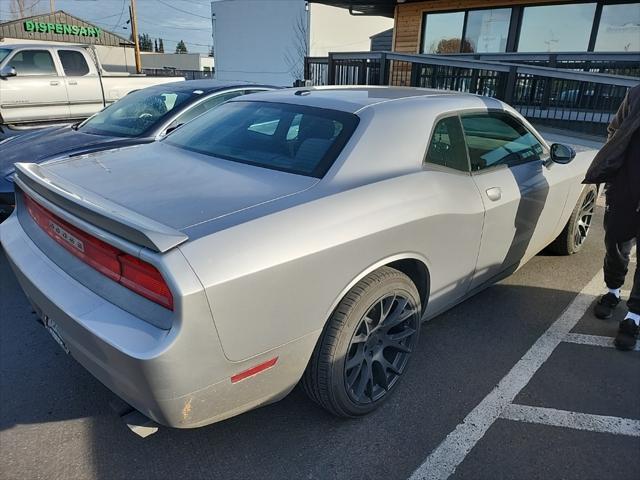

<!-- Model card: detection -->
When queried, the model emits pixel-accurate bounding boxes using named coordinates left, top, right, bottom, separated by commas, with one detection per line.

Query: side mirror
left=550, top=143, right=576, bottom=164
left=0, top=65, right=16, bottom=78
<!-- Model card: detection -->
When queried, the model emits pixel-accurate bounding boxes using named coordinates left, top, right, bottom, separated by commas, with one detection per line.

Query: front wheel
left=302, top=267, right=421, bottom=417
left=548, top=184, right=598, bottom=255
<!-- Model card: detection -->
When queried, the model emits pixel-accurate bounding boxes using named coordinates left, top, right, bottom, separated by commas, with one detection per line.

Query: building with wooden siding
left=0, top=10, right=136, bottom=72
left=312, top=1, right=639, bottom=55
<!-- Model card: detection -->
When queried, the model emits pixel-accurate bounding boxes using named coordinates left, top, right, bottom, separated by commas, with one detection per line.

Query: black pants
left=604, top=207, right=639, bottom=314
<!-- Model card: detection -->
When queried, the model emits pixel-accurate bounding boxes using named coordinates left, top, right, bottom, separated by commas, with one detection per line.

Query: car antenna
left=295, top=90, right=311, bottom=96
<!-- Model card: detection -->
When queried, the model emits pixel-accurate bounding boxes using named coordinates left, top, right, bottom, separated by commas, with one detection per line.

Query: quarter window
left=461, top=113, right=545, bottom=171
left=425, top=116, right=469, bottom=172
left=58, top=50, right=90, bottom=76
left=7, top=50, right=56, bottom=76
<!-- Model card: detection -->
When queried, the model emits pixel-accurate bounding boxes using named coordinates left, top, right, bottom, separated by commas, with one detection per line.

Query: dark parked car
left=0, top=80, right=275, bottom=218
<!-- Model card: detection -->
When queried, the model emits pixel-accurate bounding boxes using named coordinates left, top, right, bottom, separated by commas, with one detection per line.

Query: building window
left=595, top=3, right=640, bottom=52
left=517, top=3, right=597, bottom=52
left=421, top=11, right=466, bottom=54
left=464, top=8, right=511, bottom=53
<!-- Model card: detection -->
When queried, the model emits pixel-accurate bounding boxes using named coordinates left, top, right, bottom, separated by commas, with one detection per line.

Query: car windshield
left=78, top=88, right=193, bottom=137
left=164, top=101, right=359, bottom=177
left=0, top=48, right=12, bottom=63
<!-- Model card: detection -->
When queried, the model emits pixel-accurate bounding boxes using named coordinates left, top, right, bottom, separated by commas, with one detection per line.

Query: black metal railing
left=143, top=68, right=214, bottom=80
left=304, top=52, right=639, bottom=136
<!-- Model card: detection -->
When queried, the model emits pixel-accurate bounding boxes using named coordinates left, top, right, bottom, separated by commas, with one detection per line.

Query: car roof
left=140, top=79, right=276, bottom=95
left=231, top=86, right=505, bottom=113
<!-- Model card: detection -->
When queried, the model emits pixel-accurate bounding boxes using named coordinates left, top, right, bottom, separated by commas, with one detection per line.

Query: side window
left=461, top=113, right=545, bottom=171
left=425, top=116, right=469, bottom=172
left=58, top=50, right=90, bottom=76
left=201, top=91, right=244, bottom=110
left=7, top=50, right=57, bottom=76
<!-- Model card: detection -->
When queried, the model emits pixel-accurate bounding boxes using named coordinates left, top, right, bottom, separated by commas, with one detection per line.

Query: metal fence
left=304, top=52, right=639, bottom=137
left=142, top=69, right=214, bottom=80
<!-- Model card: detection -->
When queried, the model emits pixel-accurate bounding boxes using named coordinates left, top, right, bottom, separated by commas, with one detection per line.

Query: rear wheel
left=548, top=185, right=598, bottom=255
left=302, top=267, right=421, bottom=417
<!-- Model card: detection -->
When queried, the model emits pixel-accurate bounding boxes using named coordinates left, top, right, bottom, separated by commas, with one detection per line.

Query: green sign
left=24, top=21, right=102, bottom=37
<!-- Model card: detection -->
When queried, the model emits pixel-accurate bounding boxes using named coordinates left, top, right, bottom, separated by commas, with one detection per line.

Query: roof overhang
left=309, top=1, right=402, bottom=17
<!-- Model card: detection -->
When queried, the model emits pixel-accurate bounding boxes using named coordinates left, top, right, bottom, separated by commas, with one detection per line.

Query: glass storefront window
left=595, top=3, right=640, bottom=52
left=517, top=3, right=597, bottom=52
left=464, top=8, right=511, bottom=53
left=422, top=11, right=465, bottom=54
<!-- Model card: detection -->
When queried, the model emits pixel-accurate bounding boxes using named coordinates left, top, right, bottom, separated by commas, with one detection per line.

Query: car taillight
left=24, top=193, right=174, bottom=310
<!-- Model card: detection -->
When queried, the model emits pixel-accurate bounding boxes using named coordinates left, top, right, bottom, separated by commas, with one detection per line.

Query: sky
left=0, top=0, right=216, bottom=54
left=0, top=0, right=393, bottom=56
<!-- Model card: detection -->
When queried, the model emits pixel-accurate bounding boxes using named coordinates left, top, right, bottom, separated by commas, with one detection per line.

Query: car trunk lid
left=14, top=142, right=317, bottom=251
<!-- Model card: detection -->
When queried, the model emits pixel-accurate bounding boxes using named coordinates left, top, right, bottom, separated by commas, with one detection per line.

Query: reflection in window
left=595, top=3, right=640, bottom=52
left=422, top=11, right=466, bottom=53
left=461, top=113, right=545, bottom=171
left=518, top=3, right=596, bottom=52
left=7, top=50, right=57, bottom=76
left=464, top=8, right=511, bottom=53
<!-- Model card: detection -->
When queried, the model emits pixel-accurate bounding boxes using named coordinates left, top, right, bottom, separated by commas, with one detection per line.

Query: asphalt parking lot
left=1, top=201, right=639, bottom=480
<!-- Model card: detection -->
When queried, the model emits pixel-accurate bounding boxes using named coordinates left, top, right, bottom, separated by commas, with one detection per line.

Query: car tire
left=548, top=184, right=598, bottom=255
left=302, top=266, right=421, bottom=417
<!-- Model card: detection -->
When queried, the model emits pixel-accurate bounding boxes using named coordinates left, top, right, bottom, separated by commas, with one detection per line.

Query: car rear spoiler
left=13, top=163, right=188, bottom=253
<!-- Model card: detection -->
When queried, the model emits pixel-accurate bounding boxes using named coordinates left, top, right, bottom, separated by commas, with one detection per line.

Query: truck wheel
left=302, top=266, right=421, bottom=417
left=548, top=185, right=598, bottom=255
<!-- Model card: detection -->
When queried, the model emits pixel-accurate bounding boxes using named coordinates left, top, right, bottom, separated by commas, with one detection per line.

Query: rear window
left=164, top=101, right=359, bottom=177
left=78, top=88, right=193, bottom=137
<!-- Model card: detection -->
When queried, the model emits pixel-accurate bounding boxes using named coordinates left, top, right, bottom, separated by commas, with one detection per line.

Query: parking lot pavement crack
left=500, top=404, right=640, bottom=437
left=408, top=270, right=604, bottom=480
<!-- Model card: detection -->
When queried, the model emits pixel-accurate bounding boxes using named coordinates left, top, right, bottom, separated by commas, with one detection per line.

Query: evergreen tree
left=154, top=39, right=158, bottom=53
left=158, top=38, right=165, bottom=53
left=175, top=40, right=188, bottom=54
left=138, top=33, right=153, bottom=52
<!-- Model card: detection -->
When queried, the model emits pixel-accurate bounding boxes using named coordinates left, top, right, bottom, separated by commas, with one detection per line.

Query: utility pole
left=129, top=0, right=142, bottom=74
left=50, top=0, right=54, bottom=13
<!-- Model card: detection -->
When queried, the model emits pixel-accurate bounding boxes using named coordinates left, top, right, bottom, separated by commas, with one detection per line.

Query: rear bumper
left=0, top=213, right=318, bottom=428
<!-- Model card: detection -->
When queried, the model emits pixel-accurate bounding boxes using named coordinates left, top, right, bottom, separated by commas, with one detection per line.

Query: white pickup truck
left=0, top=43, right=183, bottom=128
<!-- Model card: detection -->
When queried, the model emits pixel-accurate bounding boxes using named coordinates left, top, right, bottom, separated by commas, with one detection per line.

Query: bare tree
left=9, top=0, right=42, bottom=19
left=284, top=9, right=309, bottom=83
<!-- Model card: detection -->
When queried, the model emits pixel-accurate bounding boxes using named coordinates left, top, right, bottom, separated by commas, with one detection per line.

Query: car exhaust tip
left=110, top=398, right=159, bottom=438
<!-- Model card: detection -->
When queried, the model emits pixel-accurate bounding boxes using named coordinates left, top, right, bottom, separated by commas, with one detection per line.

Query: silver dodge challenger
left=1, top=87, right=597, bottom=429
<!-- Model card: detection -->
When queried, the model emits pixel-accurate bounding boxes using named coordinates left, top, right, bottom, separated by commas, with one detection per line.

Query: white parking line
left=408, top=271, right=603, bottom=480
left=500, top=404, right=640, bottom=437
left=564, top=332, right=640, bottom=352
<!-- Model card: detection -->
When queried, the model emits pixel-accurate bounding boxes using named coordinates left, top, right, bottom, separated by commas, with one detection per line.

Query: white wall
left=309, top=4, right=393, bottom=56
left=141, top=53, right=214, bottom=71
left=211, top=0, right=308, bottom=86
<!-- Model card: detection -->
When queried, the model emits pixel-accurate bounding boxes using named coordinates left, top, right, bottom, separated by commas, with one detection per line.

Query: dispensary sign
left=24, top=21, right=102, bottom=37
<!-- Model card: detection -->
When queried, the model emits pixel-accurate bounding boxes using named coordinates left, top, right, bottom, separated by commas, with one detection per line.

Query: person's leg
left=615, top=234, right=639, bottom=351
left=595, top=206, right=633, bottom=318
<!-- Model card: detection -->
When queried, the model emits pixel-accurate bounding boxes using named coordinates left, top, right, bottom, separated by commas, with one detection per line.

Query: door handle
left=50, top=81, right=60, bottom=86
left=68, top=80, right=78, bottom=85
left=486, top=187, right=502, bottom=201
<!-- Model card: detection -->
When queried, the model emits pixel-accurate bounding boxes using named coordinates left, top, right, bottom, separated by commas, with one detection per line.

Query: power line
left=138, top=20, right=211, bottom=32
left=155, top=0, right=211, bottom=20
left=110, top=0, right=127, bottom=31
